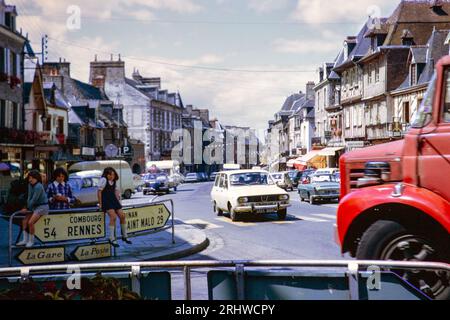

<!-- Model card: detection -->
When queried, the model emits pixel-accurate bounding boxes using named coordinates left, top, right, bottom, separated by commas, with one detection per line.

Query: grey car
left=297, top=173, right=340, bottom=205
left=68, top=171, right=102, bottom=207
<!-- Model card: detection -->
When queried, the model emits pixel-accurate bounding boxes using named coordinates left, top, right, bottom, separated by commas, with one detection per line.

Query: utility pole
left=34, top=34, right=49, bottom=64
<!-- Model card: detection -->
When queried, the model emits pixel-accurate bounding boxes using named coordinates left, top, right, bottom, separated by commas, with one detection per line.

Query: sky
left=16, top=0, right=401, bottom=130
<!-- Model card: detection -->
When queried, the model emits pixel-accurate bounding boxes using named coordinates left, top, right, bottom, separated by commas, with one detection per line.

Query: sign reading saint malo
left=34, top=211, right=106, bottom=243
left=125, top=204, right=171, bottom=234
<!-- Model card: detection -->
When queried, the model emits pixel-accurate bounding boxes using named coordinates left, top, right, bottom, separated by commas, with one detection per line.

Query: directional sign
left=125, top=204, right=171, bottom=234
left=72, top=243, right=112, bottom=261
left=35, top=211, right=106, bottom=243
left=17, top=247, right=65, bottom=265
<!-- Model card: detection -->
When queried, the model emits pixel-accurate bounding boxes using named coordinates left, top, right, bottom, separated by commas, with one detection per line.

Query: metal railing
left=0, top=260, right=448, bottom=300
left=2, top=197, right=175, bottom=266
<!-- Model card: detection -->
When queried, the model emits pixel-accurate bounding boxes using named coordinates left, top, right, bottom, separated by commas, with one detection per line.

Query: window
left=57, top=118, right=64, bottom=134
left=368, top=64, right=372, bottom=84
left=403, top=101, right=410, bottom=124
left=411, top=64, right=417, bottom=86
left=375, top=63, right=380, bottom=83
left=0, top=100, right=5, bottom=127
left=12, top=103, right=18, bottom=129
left=443, top=68, right=450, bottom=123
left=0, top=47, right=5, bottom=73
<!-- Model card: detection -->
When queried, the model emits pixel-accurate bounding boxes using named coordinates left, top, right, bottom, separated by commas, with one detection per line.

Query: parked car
left=315, top=168, right=339, bottom=175
left=270, top=172, right=294, bottom=191
left=185, top=173, right=202, bottom=183
left=333, top=171, right=341, bottom=184
left=142, top=173, right=171, bottom=195
left=288, top=170, right=303, bottom=187
left=211, top=170, right=291, bottom=221
left=68, top=170, right=103, bottom=207
left=69, top=160, right=135, bottom=199
left=298, top=173, right=340, bottom=205
left=300, top=169, right=316, bottom=184
left=146, top=160, right=182, bottom=190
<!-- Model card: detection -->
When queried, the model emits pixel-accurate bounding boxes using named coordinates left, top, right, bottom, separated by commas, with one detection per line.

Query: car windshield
left=187, top=173, right=197, bottom=177
left=68, top=178, right=82, bottom=191
left=230, top=172, right=272, bottom=186
left=411, top=72, right=436, bottom=128
left=311, top=174, right=336, bottom=183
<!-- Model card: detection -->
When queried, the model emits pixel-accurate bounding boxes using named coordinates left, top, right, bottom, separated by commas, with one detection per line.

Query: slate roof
left=73, top=79, right=108, bottom=100
left=281, top=93, right=304, bottom=112
left=395, top=29, right=450, bottom=91
left=334, top=22, right=371, bottom=71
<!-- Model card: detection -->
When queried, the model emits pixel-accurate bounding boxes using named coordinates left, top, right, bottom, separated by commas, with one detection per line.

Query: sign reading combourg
left=126, top=204, right=171, bottom=234
left=35, top=211, right=106, bottom=243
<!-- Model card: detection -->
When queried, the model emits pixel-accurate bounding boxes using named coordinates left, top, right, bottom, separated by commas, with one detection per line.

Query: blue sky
left=16, top=0, right=400, bottom=129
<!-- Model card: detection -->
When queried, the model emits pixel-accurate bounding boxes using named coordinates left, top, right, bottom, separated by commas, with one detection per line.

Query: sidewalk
left=0, top=217, right=209, bottom=267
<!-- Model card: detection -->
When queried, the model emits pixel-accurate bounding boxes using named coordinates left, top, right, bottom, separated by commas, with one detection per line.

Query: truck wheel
left=123, top=190, right=132, bottom=199
left=277, top=209, right=287, bottom=220
left=356, top=220, right=450, bottom=300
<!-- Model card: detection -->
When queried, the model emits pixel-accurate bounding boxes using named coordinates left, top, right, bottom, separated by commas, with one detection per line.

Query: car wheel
left=174, top=186, right=177, bottom=192
left=356, top=220, right=450, bottom=300
left=123, top=190, right=132, bottom=199
left=277, top=209, right=287, bottom=220
left=229, top=204, right=238, bottom=222
left=143, top=191, right=147, bottom=196
left=214, top=202, right=223, bottom=216
left=309, top=195, right=316, bottom=205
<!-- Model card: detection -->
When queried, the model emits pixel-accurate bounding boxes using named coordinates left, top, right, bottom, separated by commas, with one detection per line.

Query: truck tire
left=123, top=190, right=132, bottom=200
left=277, top=209, right=287, bottom=220
left=356, top=220, right=450, bottom=300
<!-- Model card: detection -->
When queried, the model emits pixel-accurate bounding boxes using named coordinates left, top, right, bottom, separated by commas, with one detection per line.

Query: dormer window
left=401, top=30, right=415, bottom=46
left=410, top=63, right=426, bottom=86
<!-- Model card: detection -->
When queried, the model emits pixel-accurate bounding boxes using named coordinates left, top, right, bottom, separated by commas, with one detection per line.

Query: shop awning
left=318, top=147, right=345, bottom=157
left=296, top=150, right=322, bottom=164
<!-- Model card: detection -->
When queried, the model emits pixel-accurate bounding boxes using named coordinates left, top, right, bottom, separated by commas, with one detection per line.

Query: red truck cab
left=337, top=56, right=450, bottom=299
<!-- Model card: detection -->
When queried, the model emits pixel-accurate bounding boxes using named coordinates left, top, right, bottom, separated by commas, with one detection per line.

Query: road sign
left=125, top=204, right=171, bottom=234
left=72, top=243, right=111, bottom=261
left=17, top=247, right=65, bottom=265
left=35, top=211, right=106, bottom=243
left=105, top=144, right=119, bottom=158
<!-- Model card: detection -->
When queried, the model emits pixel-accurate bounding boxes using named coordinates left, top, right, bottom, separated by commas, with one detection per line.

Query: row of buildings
left=266, top=0, right=450, bottom=171
left=0, top=0, right=261, bottom=201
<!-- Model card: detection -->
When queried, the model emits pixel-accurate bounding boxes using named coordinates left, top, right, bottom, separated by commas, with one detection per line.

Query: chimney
left=306, top=81, right=315, bottom=101
left=89, top=57, right=126, bottom=89
left=185, top=105, right=193, bottom=115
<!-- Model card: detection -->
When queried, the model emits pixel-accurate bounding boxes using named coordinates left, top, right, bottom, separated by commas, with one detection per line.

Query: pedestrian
left=47, top=168, right=75, bottom=210
left=16, top=170, right=49, bottom=248
left=98, top=167, right=132, bottom=247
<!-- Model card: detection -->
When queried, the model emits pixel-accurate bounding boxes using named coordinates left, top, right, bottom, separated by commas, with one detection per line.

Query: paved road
left=124, top=181, right=348, bottom=300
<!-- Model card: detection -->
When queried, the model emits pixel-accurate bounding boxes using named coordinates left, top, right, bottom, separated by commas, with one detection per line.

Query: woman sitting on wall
left=47, top=168, right=75, bottom=210
left=16, top=170, right=49, bottom=248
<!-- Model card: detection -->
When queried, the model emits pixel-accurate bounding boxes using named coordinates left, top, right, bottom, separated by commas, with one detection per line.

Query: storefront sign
left=17, top=247, right=65, bottom=265
left=82, top=147, right=96, bottom=156
left=72, top=243, right=111, bottom=261
left=346, top=141, right=365, bottom=150
left=125, top=204, right=171, bottom=234
left=35, top=211, right=106, bottom=243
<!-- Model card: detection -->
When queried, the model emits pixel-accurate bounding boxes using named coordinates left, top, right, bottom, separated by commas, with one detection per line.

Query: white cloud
left=247, top=0, right=289, bottom=13
left=272, top=30, right=344, bottom=54
left=291, top=0, right=397, bottom=24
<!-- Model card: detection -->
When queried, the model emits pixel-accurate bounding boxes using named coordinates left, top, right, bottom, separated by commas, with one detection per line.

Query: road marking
left=311, top=214, right=337, bottom=220
left=184, top=219, right=223, bottom=230
left=272, top=221, right=295, bottom=225
left=215, top=217, right=257, bottom=227
left=294, top=215, right=328, bottom=222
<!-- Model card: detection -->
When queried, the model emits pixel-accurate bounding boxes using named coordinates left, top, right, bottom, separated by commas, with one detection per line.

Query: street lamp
left=40, top=114, right=48, bottom=130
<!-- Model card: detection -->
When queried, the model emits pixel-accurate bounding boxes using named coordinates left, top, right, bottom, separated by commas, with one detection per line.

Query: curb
left=144, top=237, right=210, bottom=261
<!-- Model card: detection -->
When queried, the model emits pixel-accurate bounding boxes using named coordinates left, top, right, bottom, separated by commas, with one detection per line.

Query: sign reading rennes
left=33, top=204, right=171, bottom=243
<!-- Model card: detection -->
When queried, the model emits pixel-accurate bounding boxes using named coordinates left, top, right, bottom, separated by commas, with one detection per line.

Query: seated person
left=47, top=168, right=75, bottom=210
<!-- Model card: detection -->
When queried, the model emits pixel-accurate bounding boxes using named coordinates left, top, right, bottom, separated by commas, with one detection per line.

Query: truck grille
left=349, top=169, right=365, bottom=191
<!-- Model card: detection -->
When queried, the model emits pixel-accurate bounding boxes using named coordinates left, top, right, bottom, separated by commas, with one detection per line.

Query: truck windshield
left=411, top=72, right=436, bottom=128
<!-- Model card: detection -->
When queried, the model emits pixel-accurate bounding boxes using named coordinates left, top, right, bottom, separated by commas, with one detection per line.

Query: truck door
left=419, top=67, right=450, bottom=201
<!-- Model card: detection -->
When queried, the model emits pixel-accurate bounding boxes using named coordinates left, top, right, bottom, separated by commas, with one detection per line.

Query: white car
left=210, top=170, right=291, bottom=221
